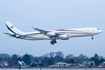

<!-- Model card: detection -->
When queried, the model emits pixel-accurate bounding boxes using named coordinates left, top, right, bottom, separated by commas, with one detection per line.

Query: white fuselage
left=22, top=27, right=102, bottom=40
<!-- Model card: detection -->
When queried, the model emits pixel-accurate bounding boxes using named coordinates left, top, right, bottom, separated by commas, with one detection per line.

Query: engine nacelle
left=58, top=35, right=69, bottom=40
left=46, top=32, right=56, bottom=36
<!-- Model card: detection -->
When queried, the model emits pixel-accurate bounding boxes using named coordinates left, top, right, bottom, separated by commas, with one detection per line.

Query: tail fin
left=5, top=21, right=24, bottom=35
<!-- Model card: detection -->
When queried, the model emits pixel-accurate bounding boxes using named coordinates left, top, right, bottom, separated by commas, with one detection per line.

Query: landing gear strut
left=50, top=39, right=57, bottom=45
left=91, top=36, right=94, bottom=40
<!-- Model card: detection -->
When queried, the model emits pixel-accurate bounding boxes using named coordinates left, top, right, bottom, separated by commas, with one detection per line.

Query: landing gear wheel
left=50, top=39, right=57, bottom=45
left=53, top=39, right=57, bottom=43
left=50, top=41, right=54, bottom=45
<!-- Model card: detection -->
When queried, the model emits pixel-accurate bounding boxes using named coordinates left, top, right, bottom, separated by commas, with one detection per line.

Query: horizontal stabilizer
left=4, top=33, right=16, bottom=37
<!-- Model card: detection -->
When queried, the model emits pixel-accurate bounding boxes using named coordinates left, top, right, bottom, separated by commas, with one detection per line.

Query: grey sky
left=0, top=0, right=105, bottom=57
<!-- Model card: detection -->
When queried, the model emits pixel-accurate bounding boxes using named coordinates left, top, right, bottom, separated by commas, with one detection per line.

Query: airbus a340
left=4, top=21, right=102, bottom=45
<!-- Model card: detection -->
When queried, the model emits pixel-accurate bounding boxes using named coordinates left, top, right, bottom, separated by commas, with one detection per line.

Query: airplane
left=4, top=21, right=102, bottom=45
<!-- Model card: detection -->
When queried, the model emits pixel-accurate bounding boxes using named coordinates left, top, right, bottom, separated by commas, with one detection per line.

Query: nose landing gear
left=91, top=36, right=94, bottom=40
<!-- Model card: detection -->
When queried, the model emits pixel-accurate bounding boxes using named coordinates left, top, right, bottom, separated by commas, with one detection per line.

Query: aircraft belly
left=24, top=34, right=50, bottom=40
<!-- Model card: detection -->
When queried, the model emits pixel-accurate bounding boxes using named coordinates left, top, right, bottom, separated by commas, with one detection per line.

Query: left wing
left=31, top=26, right=61, bottom=36
left=31, top=26, right=50, bottom=34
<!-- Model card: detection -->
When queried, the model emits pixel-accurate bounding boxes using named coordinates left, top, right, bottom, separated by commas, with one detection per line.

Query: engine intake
left=46, top=32, right=56, bottom=36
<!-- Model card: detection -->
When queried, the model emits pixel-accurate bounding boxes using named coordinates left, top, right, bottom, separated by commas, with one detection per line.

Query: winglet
left=31, top=26, right=38, bottom=30
left=31, top=26, right=34, bottom=29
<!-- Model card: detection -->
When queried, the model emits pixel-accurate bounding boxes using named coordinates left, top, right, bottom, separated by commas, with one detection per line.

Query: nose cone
left=98, top=30, right=102, bottom=34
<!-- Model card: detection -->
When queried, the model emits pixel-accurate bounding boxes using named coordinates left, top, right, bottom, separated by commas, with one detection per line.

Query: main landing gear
left=50, top=39, right=57, bottom=45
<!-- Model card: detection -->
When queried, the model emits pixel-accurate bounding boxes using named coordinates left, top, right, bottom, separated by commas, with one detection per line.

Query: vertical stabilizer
left=5, top=21, right=24, bottom=35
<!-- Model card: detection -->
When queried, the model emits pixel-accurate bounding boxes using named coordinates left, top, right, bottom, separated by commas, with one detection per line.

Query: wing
left=31, top=26, right=50, bottom=34
left=31, top=26, right=64, bottom=36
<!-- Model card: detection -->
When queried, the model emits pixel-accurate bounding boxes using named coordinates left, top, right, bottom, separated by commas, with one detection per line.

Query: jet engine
left=58, top=35, right=69, bottom=40
left=46, top=32, right=56, bottom=36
